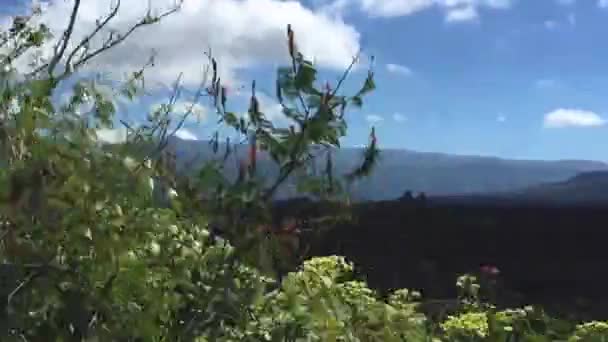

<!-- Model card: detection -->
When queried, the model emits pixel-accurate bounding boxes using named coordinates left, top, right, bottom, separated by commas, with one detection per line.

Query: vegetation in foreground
left=1, top=2, right=607, bottom=341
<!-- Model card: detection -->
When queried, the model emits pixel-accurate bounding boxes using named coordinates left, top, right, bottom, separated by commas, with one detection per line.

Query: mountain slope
left=165, top=137, right=608, bottom=201
left=509, top=171, right=608, bottom=205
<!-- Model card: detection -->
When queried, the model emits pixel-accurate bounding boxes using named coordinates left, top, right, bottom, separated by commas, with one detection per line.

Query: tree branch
left=262, top=50, right=360, bottom=201
left=66, top=5, right=180, bottom=80
left=27, top=1, right=181, bottom=83
left=130, top=55, right=210, bottom=174
left=329, top=51, right=361, bottom=101
left=64, top=0, right=121, bottom=74
left=47, top=0, right=81, bottom=76
left=6, top=271, right=38, bottom=308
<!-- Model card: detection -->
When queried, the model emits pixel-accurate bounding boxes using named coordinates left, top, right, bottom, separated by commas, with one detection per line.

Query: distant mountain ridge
left=165, top=137, right=608, bottom=202
left=425, top=170, right=608, bottom=207
left=509, top=170, right=608, bottom=204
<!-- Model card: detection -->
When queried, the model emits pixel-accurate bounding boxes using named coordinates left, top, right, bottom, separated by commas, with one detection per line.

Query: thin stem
left=64, top=0, right=121, bottom=72
left=47, top=0, right=81, bottom=76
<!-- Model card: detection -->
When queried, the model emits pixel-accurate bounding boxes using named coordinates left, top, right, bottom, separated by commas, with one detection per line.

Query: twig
left=7, top=270, right=40, bottom=309
left=262, top=36, right=362, bottom=201
left=47, top=0, right=81, bottom=76
left=0, top=228, right=10, bottom=241
left=65, top=0, right=121, bottom=73
left=0, top=14, right=35, bottom=50
left=130, top=55, right=210, bottom=175
left=66, top=5, right=179, bottom=80
left=329, top=51, right=361, bottom=101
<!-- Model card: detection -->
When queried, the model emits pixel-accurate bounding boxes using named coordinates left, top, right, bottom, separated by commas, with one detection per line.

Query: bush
left=2, top=2, right=608, bottom=341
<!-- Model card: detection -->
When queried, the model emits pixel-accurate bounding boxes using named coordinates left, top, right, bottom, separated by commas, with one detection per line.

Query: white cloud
left=175, top=128, right=199, bottom=140
left=95, top=125, right=198, bottom=143
left=150, top=101, right=208, bottom=123
left=544, top=20, right=557, bottom=30
left=392, top=112, right=407, bottom=122
left=359, top=0, right=434, bottom=17
left=386, top=63, right=412, bottom=76
left=238, top=92, right=295, bottom=127
left=446, top=5, right=478, bottom=22
left=543, top=108, right=606, bottom=128
left=96, top=126, right=128, bottom=144
left=496, top=113, right=506, bottom=123
left=256, top=92, right=285, bottom=123
left=354, top=0, right=512, bottom=21
left=541, top=14, right=575, bottom=29
left=4, top=0, right=362, bottom=88
left=365, top=114, right=384, bottom=123
left=599, top=0, right=608, bottom=8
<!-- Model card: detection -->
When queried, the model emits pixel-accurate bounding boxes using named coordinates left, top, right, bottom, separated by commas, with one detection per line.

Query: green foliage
left=187, top=256, right=429, bottom=341
left=0, top=3, right=387, bottom=340
left=441, top=312, right=490, bottom=341
left=1, top=3, right=606, bottom=342
left=570, top=321, right=608, bottom=341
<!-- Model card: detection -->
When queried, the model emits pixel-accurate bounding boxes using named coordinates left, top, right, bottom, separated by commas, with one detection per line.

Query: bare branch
left=6, top=269, right=41, bottom=310
left=64, top=5, right=180, bottom=81
left=64, top=0, right=121, bottom=74
left=329, top=51, right=361, bottom=101
left=0, top=227, right=10, bottom=242
left=129, top=55, right=210, bottom=174
left=28, top=1, right=181, bottom=82
left=47, top=0, right=82, bottom=76
left=1, top=44, right=30, bottom=67
left=159, top=70, right=209, bottom=148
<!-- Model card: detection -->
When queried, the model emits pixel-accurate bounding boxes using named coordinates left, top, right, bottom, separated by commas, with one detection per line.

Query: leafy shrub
left=0, top=2, right=385, bottom=340
left=244, top=256, right=429, bottom=341
left=441, top=311, right=490, bottom=341
left=570, top=321, right=608, bottom=342
left=1, top=2, right=607, bottom=342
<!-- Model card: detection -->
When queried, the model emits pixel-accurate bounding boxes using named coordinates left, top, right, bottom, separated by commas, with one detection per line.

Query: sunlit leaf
left=295, top=61, right=316, bottom=91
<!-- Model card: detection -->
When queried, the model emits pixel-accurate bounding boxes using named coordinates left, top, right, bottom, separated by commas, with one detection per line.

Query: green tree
left=0, top=2, right=397, bottom=341
left=2, top=2, right=601, bottom=341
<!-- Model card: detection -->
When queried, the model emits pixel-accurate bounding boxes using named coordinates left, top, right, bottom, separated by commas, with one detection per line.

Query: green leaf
left=224, top=112, right=239, bottom=127
left=358, top=71, right=376, bottom=96
left=121, top=80, right=139, bottom=100
left=295, top=61, right=317, bottom=91
left=28, top=79, right=54, bottom=98
left=197, top=162, right=226, bottom=190
left=307, top=119, right=326, bottom=142
left=326, top=130, right=340, bottom=147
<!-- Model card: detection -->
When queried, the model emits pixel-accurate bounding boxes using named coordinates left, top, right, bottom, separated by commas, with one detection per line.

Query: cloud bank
left=3, top=0, right=362, bottom=87
left=386, top=63, right=412, bottom=76
left=543, top=108, right=606, bottom=128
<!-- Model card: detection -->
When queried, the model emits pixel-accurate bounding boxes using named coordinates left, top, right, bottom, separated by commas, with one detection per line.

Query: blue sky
left=3, top=0, right=608, bottom=161
left=318, top=0, right=608, bottom=161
